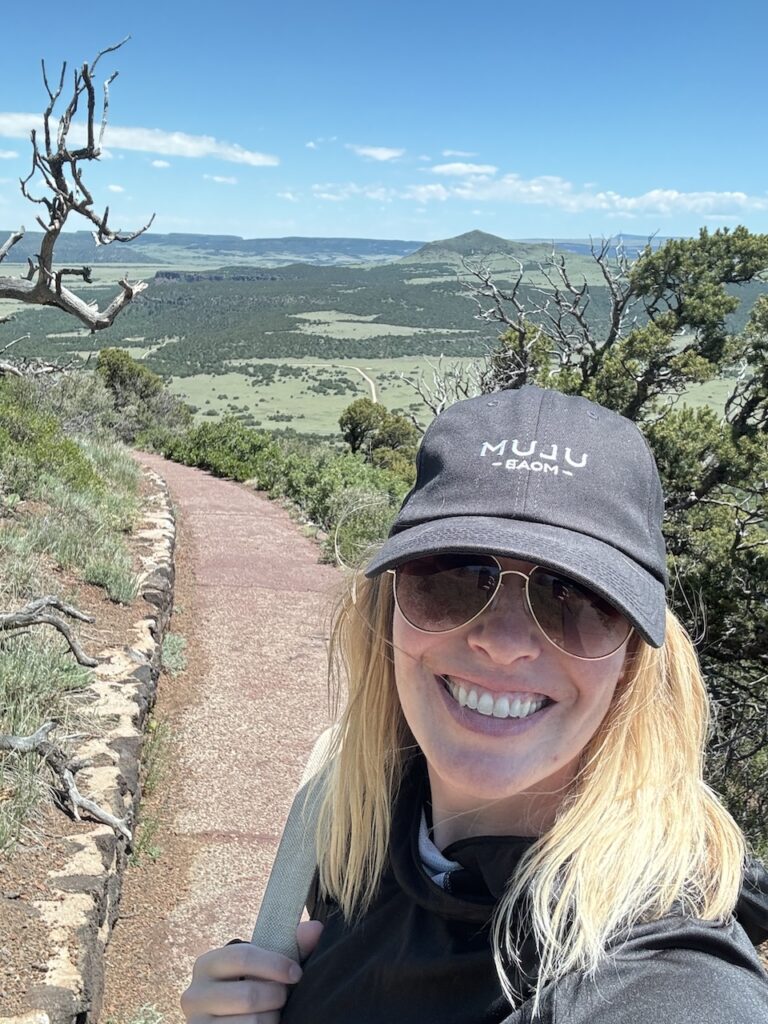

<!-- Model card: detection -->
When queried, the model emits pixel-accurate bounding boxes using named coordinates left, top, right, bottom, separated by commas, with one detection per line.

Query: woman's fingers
left=296, top=920, right=324, bottom=961
left=181, top=940, right=304, bottom=1021
left=192, top=943, right=302, bottom=983
left=186, top=977, right=289, bottom=1015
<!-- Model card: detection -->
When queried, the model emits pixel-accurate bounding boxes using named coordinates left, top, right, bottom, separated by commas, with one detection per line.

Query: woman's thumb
left=296, top=919, right=324, bottom=962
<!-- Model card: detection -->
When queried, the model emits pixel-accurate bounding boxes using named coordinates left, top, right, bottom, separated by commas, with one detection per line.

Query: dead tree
left=459, top=241, right=641, bottom=392
left=399, top=355, right=488, bottom=424
left=0, top=37, right=154, bottom=336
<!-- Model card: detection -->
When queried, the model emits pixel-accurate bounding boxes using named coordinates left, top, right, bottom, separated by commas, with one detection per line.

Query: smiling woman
left=181, top=386, right=768, bottom=1024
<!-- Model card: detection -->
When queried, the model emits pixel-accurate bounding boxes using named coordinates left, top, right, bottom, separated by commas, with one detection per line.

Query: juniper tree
left=465, top=228, right=768, bottom=850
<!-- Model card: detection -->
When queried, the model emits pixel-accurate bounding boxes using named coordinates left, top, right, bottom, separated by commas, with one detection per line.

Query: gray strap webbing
left=251, top=725, right=338, bottom=962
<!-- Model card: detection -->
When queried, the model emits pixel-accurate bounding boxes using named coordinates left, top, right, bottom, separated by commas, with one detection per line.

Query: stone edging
left=0, top=467, right=176, bottom=1024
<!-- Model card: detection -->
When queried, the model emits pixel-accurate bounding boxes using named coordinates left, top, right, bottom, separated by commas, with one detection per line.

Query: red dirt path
left=101, top=455, right=338, bottom=1022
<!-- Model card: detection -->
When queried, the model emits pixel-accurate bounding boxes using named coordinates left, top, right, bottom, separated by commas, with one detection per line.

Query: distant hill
left=0, top=230, right=425, bottom=268
left=404, top=230, right=564, bottom=267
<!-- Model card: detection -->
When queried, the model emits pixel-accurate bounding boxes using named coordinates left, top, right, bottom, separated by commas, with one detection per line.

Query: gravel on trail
left=101, top=455, right=340, bottom=1023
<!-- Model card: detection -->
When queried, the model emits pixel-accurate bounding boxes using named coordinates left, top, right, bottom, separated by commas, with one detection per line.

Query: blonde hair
left=316, top=569, right=746, bottom=1010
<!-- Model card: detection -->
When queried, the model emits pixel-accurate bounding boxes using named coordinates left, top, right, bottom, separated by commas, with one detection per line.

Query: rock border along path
left=98, top=455, right=338, bottom=1022
left=0, top=468, right=175, bottom=1024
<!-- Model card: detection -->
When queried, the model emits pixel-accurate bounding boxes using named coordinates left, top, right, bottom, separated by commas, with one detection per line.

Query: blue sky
left=2, top=0, right=767, bottom=242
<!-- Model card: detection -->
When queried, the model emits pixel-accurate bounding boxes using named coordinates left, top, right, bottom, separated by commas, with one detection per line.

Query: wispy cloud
left=277, top=190, right=300, bottom=202
left=0, top=149, right=18, bottom=159
left=346, top=144, right=404, bottom=162
left=305, top=135, right=337, bottom=150
left=107, top=184, right=125, bottom=193
left=204, top=174, right=238, bottom=185
left=0, top=113, right=278, bottom=166
left=442, top=149, right=476, bottom=158
left=311, top=182, right=398, bottom=202
left=432, top=162, right=497, bottom=176
left=151, top=159, right=170, bottom=168
left=402, top=183, right=451, bottom=203
left=309, top=169, right=768, bottom=217
left=444, top=174, right=768, bottom=215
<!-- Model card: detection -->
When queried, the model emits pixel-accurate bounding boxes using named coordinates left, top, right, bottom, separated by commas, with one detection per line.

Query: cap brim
left=364, top=516, right=666, bottom=648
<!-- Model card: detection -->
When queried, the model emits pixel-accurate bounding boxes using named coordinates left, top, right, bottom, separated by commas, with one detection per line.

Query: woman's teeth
left=441, top=676, right=549, bottom=719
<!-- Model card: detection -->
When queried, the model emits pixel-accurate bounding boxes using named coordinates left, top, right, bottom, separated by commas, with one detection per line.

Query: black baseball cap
left=365, top=386, right=667, bottom=647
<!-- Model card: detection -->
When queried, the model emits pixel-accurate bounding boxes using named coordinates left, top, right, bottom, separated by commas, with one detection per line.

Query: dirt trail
left=101, top=455, right=338, bottom=1022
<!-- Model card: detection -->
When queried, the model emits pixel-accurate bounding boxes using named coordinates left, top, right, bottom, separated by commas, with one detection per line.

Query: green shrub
left=162, top=417, right=282, bottom=483
left=160, top=421, right=408, bottom=564
left=0, top=382, right=102, bottom=497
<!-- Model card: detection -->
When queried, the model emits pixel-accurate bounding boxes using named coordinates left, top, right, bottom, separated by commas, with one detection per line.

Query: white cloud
left=346, top=144, right=404, bottom=162
left=410, top=172, right=768, bottom=216
left=305, top=141, right=317, bottom=149
left=432, top=162, right=497, bottom=176
left=0, top=149, right=18, bottom=159
left=311, top=182, right=398, bottom=203
left=402, top=183, right=452, bottom=203
left=0, top=112, right=278, bottom=166
left=277, top=190, right=299, bottom=202
left=107, top=184, right=125, bottom=193
left=306, top=166, right=768, bottom=219
left=442, top=149, right=477, bottom=158
left=204, top=174, right=238, bottom=185
left=151, top=159, right=170, bottom=168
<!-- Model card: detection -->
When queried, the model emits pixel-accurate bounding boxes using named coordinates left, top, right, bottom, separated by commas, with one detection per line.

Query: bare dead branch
left=0, top=596, right=98, bottom=667
left=0, top=38, right=154, bottom=331
left=0, top=227, right=25, bottom=265
left=399, top=355, right=487, bottom=420
left=0, top=721, right=131, bottom=841
left=0, top=334, right=31, bottom=354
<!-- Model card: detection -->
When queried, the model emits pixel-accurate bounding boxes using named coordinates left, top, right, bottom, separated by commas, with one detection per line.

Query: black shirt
left=281, top=758, right=768, bottom=1023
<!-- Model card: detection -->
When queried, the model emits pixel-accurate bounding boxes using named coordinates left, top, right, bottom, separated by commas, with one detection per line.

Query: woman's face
left=391, top=557, right=629, bottom=834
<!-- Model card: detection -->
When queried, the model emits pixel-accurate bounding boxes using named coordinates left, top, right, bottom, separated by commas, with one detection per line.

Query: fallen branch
left=0, top=721, right=131, bottom=841
left=0, top=596, right=98, bottom=667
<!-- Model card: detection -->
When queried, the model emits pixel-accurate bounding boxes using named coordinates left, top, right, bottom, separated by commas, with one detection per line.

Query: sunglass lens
left=528, top=569, right=631, bottom=658
left=395, top=554, right=500, bottom=632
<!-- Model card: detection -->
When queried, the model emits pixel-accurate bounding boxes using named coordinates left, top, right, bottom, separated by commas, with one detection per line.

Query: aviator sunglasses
left=389, top=553, right=633, bottom=660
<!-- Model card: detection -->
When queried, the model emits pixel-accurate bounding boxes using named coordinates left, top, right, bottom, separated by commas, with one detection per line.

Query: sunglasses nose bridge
left=485, top=569, right=532, bottom=620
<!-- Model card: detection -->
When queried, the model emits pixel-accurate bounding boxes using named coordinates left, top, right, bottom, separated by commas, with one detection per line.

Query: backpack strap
left=251, top=725, right=338, bottom=961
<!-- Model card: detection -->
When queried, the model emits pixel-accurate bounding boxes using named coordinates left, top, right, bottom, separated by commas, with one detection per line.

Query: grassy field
left=167, top=356, right=482, bottom=434
left=1, top=258, right=742, bottom=435
left=288, top=309, right=476, bottom=340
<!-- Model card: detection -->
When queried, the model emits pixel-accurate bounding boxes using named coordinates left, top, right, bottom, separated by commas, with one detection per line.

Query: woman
left=182, top=386, right=768, bottom=1022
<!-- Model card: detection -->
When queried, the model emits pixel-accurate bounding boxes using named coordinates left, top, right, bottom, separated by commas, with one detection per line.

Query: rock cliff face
left=0, top=468, right=176, bottom=1024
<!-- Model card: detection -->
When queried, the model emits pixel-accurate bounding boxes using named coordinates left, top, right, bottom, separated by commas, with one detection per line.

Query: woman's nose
left=464, top=577, right=543, bottom=664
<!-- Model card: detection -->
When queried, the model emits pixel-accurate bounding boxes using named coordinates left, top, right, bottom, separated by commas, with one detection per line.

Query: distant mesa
left=0, top=227, right=668, bottom=270
left=0, top=230, right=425, bottom=268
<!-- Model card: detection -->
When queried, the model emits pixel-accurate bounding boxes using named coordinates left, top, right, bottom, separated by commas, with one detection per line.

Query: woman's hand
left=181, top=920, right=324, bottom=1023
